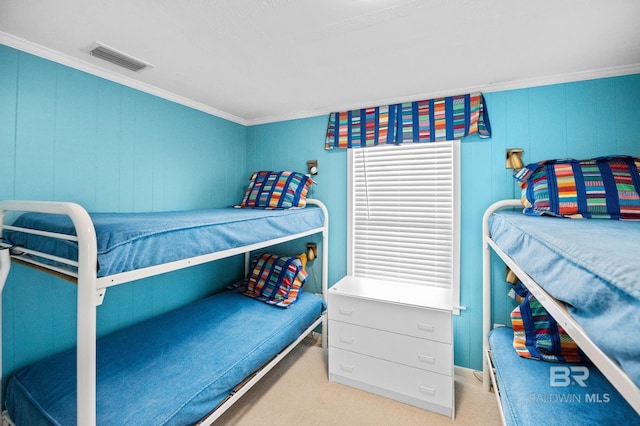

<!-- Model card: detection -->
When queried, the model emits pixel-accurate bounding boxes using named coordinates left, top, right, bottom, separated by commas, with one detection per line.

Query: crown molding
left=245, top=63, right=640, bottom=126
left=0, top=31, right=249, bottom=126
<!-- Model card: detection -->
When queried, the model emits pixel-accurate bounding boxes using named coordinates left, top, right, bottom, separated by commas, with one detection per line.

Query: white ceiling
left=1, top=0, right=640, bottom=125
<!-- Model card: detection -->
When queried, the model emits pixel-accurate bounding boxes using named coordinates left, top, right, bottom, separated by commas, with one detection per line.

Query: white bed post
left=0, top=206, right=9, bottom=413
left=0, top=247, right=11, bottom=413
left=321, top=211, right=329, bottom=348
left=481, top=200, right=523, bottom=392
left=307, top=200, right=329, bottom=349
left=481, top=205, right=493, bottom=392
left=65, top=204, right=99, bottom=426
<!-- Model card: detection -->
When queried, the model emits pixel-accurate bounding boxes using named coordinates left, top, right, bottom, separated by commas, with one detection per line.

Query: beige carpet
left=216, top=336, right=502, bottom=425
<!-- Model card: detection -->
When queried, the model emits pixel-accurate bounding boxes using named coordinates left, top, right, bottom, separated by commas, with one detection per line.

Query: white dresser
left=328, top=276, right=454, bottom=417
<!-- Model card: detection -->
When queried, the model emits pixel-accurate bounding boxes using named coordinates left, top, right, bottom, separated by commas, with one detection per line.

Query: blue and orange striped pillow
left=514, top=156, right=640, bottom=219
left=238, top=171, right=313, bottom=209
left=232, top=252, right=308, bottom=308
left=509, top=283, right=586, bottom=363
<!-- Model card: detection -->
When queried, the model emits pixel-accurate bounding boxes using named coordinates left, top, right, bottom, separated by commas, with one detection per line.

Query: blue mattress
left=489, top=327, right=638, bottom=426
left=489, top=210, right=640, bottom=388
left=5, top=290, right=325, bottom=426
left=4, top=206, right=325, bottom=277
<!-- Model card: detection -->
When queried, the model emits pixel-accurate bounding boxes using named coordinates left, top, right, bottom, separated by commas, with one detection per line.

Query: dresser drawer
left=329, top=320, right=452, bottom=375
left=328, top=293, right=452, bottom=344
left=329, top=347, right=453, bottom=413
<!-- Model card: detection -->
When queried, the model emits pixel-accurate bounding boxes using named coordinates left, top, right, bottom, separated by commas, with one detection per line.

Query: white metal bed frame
left=482, top=199, right=640, bottom=418
left=0, top=198, right=329, bottom=426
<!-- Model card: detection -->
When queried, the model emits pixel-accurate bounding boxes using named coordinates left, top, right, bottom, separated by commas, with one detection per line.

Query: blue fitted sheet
left=5, top=290, right=325, bottom=426
left=489, top=327, right=638, bottom=426
left=489, top=210, right=640, bottom=388
left=4, top=206, right=325, bottom=277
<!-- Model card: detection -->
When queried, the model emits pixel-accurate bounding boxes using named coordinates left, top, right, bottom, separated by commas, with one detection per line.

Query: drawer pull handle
left=419, top=385, right=436, bottom=395
left=418, top=354, right=435, bottom=364
left=339, top=335, right=355, bottom=344
left=340, top=362, right=355, bottom=373
left=418, top=323, right=435, bottom=332
left=339, top=307, right=354, bottom=316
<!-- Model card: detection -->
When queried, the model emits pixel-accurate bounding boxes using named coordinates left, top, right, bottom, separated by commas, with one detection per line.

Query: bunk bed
left=482, top=199, right=640, bottom=425
left=0, top=198, right=329, bottom=426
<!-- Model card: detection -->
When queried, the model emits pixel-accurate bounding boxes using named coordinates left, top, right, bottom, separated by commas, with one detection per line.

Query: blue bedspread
left=489, top=210, right=640, bottom=388
left=4, top=206, right=325, bottom=277
left=5, top=290, right=325, bottom=425
left=489, top=327, right=638, bottom=425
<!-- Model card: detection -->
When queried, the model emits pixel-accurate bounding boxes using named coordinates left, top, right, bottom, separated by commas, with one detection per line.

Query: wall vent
left=89, top=43, right=152, bottom=72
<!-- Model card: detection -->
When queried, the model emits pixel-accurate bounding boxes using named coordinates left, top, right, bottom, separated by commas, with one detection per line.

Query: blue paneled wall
left=246, top=118, right=348, bottom=290
left=0, top=46, right=248, bottom=376
left=3, top=53, right=248, bottom=212
left=1, top=43, right=639, bottom=379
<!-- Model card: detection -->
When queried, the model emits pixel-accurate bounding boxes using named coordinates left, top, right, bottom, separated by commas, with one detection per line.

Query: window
left=348, top=141, right=460, bottom=311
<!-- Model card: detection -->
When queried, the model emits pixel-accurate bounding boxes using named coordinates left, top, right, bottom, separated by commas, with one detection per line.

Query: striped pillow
left=240, top=253, right=308, bottom=308
left=510, top=284, right=586, bottom=363
left=514, top=156, right=640, bottom=219
left=238, top=171, right=313, bottom=209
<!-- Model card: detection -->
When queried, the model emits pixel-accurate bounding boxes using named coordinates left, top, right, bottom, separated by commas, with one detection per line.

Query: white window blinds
left=348, top=141, right=460, bottom=306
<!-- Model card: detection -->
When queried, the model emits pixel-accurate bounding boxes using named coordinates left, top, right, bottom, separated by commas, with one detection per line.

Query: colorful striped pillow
left=514, top=156, right=640, bottom=219
left=510, top=284, right=586, bottom=363
left=237, top=171, right=313, bottom=209
left=240, top=253, right=308, bottom=308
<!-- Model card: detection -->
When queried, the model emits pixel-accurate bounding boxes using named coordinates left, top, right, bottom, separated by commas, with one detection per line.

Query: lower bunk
left=487, top=327, right=637, bottom=426
left=4, top=290, right=325, bottom=425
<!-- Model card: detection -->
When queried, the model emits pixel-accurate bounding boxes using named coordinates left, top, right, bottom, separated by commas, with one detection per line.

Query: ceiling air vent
left=89, top=43, right=152, bottom=72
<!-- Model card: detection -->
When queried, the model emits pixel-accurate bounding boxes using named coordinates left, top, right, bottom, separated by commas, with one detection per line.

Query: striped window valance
left=325, top=92, right=491, bottom=150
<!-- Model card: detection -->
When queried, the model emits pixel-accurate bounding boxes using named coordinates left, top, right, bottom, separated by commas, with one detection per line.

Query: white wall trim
left=454, top=365, right=482, bottom=379
left=0, top=31, right=248, bottom=126
left=3, top=30, right=639, bottom=127
left=245, top=63, right=640, bottom=126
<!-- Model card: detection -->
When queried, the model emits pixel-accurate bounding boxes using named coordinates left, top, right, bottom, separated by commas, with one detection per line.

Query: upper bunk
left=0, top=199, right=328, bottom=292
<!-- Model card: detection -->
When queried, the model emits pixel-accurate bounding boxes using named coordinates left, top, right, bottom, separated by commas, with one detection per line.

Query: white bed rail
left=482, top=199, right=640, bottom=414
left=0, top=200, right=99, bottom=426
